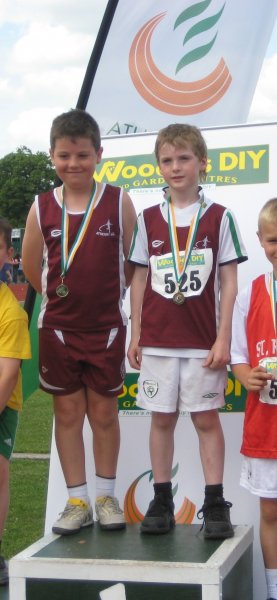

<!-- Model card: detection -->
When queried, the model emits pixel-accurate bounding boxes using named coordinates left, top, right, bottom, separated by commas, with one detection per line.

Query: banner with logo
left=83, top=0, right=277, bottom=133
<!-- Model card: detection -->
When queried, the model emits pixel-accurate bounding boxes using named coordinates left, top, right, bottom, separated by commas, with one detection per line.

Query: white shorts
left=136, top=355, right=227, bottom=413
left=240, top=456, right=277, bottom=498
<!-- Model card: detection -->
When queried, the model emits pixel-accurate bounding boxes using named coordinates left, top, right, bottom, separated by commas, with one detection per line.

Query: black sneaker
left=141, top=494, right=175, bottom=534
left=197, top=497, right=234, bottom=539
left=0, top=556, right=8, bottom=586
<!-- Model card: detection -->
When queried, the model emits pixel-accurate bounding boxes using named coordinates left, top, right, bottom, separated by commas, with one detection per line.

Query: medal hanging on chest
left=168, top=198, right=205, bottom=305
left=56, top=281, right=69, bottom=298
left=57, top=181, right=98, bottom=298
left=172, top=290, right=186, bottom=305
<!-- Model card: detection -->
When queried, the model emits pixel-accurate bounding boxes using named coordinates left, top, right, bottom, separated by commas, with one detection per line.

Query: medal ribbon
left=60, top=180, right=98, bottom=277
left=269, top=272, right=277, bottom=337
left=168, top=199, right=204, bottom=284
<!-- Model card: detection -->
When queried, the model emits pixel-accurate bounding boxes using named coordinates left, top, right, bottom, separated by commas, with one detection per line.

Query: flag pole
left=77, top=0, right=120, bottom=109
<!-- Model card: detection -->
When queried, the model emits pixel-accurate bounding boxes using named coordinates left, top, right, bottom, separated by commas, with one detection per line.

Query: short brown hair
left=155, top=123, right=208, bottom=182
left=0, top=217, right=12, bottom=249
left=50, top=109, right=101, bottom=151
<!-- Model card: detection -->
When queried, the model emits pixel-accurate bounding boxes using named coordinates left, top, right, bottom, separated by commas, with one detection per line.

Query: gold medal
left=173, top=291, right=185, bottom=305
left=56, top=283, right=69, bottom=298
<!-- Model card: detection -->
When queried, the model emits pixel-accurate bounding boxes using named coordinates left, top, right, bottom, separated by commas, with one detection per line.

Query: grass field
left=2, top=389, right=53, bottom=560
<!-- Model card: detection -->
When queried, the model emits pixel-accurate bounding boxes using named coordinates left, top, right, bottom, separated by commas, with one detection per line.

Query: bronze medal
left=56, top=283, right=69, bottom=298
left=173, top=291, right=185, bottom=305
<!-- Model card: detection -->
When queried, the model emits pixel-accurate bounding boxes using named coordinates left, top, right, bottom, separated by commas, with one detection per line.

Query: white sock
left=67, top=483, right=90, bottom=504
left=265, top=568, right=277, bottom=599
left=95, top=475, right=115, bottom=499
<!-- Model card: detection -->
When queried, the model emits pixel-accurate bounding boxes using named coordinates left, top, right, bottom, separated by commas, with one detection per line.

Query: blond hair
left=155, top=123, right=208, bottom=182
left=258, top=198, right=277, bottom=233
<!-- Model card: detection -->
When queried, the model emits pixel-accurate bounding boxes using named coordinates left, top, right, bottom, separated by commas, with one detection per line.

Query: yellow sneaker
left=52, top=498, right=93, bottom=535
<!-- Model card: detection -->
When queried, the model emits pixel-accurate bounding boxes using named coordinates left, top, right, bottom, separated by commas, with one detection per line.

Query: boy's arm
left=231, top=363, right=272, bottom=392
left=122, top=191, right=137, bottom=287
left=0, top=357, right=21, bottom=414
left=127, top=265, right=148, bottom=370
left=203, top=261, right=237, bottom=369
left=22, top=203, right=44, bottom=294
left=6, top=266, right=13, bottom=284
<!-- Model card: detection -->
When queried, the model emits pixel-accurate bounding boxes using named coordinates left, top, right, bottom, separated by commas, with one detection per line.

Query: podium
left=9, top=524, right=253, bottom=600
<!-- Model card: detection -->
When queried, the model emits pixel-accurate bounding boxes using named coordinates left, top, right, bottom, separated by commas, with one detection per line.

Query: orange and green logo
left=129, top=1, right=231, bottom=115
left=124, top=463, right=196, bottom=524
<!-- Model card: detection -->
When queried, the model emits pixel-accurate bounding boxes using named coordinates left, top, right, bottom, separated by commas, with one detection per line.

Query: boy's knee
left=0, top=455, right=9, bottom=483
left=152, top=411, right=177, bottom=430
left=260, top=498, right=277, bottom=523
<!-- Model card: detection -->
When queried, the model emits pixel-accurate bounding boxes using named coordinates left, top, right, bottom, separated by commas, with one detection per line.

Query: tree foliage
left=0, top=146, right=55, bottom=227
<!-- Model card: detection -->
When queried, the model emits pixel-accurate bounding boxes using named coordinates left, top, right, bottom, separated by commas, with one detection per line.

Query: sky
left=0, top=0, right=277, bottom=159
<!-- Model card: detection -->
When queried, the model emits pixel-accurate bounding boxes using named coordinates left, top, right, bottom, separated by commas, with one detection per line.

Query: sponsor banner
left=95, top=143, right=269, bottom=189
left=85, top=0, right=277, bottom=132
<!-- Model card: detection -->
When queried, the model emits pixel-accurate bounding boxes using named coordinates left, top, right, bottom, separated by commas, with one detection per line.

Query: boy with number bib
left=231, top=199, right=277, bottom=600
left=22, top=109, right=136, bottom=535
left=128, top=124, right=247, bottom=537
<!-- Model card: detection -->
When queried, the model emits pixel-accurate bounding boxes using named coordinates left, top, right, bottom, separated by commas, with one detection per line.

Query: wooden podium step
left=9, top=524, right=253, bottom=600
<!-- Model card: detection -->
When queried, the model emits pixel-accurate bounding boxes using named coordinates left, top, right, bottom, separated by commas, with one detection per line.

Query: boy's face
left=158, top=143, right=206, bottom=193
left=0, top=234, right=13, bottom=271
left=50, top=137, right=103, bottom=191
left=258, top=220, right=277, bottom=276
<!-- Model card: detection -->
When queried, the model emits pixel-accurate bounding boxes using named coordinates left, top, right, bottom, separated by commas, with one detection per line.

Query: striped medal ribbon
left=56, top=180, right=98, bottom=298
left=168, top=199, right=205, bottom=305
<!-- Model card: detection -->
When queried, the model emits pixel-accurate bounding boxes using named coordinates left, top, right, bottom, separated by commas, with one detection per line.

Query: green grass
left=2, top=389, right=53, bottom=560
left=14, top=389, right=53, bottom=454
left=3, top=460, right=49, bottom=559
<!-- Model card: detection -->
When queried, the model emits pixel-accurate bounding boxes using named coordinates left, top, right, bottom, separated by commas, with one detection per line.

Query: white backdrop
left=46, top=122, right=277, bottom=600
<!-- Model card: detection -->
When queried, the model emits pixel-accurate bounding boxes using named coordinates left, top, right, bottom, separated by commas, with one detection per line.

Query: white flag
left=81, top=0, right=277, bottom=133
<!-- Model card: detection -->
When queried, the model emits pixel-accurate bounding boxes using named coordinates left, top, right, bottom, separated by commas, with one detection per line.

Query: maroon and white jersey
left=36, top=183, right=127, bottom=331
left=129, top=192, right=247, bottom=352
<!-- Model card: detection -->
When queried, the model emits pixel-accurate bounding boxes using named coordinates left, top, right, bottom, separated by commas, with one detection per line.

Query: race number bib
left=259, top=357, right=277, bottom=405
left=150, top=249, right=213, bottom=300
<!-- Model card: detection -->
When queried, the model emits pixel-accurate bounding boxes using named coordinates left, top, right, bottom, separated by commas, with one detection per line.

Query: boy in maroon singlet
left=23, top=109, right=136, bottom=534
left=128, top=124, right=247, bottom=538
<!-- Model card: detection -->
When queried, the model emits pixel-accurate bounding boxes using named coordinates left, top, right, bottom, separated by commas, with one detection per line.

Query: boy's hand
left=127, top=341, right=142, bottom=370
left=245, top=365, right=273, bottom=392
left=203, top=338, right=230, bottom=369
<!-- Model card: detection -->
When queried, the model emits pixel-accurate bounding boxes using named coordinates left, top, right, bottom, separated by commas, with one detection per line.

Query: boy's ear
left=257, top=230, right=263, bottom=247
left=96, top=146, right=103, bottom=164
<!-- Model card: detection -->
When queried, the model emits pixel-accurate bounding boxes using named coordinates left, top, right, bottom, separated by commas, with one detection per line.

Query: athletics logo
left=129, top=1, right=231, bottom=115
left=152, top=240, right=164, bottom=248
left=124, top=464, right=196, bottom=525
left=96, top=220, right=115, bottom=237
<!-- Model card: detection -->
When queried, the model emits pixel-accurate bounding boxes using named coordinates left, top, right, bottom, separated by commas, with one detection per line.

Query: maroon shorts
left=39, top=326, right=126, bottom=397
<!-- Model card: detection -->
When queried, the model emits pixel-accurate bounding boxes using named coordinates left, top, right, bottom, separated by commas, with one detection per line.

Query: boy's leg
left=0, top=407, right=18, bottom=584
left=150, top=410, right=179, bottom=483
left=0, top=456, right=9, bottom=539
left=86, top=388, right=125, bottom=530
left=141, top=411, right=178, bottom=534
left=260, top=497, right=277, bottom=600
left=52, top=388, right=93, bottom=535
left=0, top=456, right=9, bottom=585
left=191, top=409, right=224, bottom=483
left=192, top=409, right=234, bottom=539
